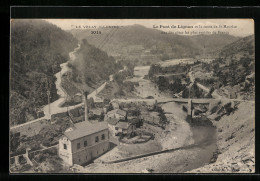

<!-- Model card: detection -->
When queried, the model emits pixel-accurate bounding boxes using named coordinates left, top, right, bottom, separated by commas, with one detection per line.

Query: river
left=83, top=65, right=217, bottom=173
left=136, top=66, right=217, bottom=172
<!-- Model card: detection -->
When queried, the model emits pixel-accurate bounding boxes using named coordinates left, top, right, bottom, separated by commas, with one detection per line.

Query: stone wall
left=10, top=119, right=49, bottom=137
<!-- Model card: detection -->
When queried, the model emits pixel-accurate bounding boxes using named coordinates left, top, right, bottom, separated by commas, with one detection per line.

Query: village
left=9, top=49, right=255, bottom=173
left=10, top=53, right=254, bottom=173
left=9, top=64, right=173, bottom=173
left=9, top=19, right=255, bottom=174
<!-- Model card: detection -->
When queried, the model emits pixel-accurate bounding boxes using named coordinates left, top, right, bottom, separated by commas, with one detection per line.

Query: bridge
left=158, top=98, right=214, bottom=121
left=157, top=98, right=214, bottom=105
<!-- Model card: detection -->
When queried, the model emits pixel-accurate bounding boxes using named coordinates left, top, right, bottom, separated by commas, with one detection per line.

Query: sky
left=45, top=19, right=254, bottom=37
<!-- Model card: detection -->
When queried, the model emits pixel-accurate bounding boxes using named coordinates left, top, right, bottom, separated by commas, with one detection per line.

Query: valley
left=10, top=19, right=255, bottom=174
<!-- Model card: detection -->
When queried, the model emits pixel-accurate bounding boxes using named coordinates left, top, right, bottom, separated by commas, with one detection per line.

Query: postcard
left=10, top=19, right=255, bottom=173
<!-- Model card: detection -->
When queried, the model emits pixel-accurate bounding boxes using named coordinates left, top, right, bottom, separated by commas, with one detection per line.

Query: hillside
left=65, top=39, right=121, bottom=93
left=10, top=19, right=78, bottom=126
left=190, top=35, right=255, bottom=100
left=189, top=101, right=255, bottom=173
left=217, top=35, right=254, bottom=59
left=69, top=25, right=238, bottom=64
left=188, top=34, right=240, bottom=55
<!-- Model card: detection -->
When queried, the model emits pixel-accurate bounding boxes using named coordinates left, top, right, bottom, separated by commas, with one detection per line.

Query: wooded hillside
left=66, top=39, right=121, bottom=92
left=10, top=19, right=78, bottom=126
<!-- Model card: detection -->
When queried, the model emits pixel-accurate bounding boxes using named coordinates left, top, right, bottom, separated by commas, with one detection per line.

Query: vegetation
left=153, top=105, right=168, bottom=129
left=10, top=19, right=78, bottom=126
left=70, top=25, right=238, bottom=65
left=199, top=35, right=255, bottom=99
left=68, top=39, right=121, bottom=89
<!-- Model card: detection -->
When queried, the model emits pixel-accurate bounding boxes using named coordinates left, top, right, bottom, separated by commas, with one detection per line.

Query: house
left=105, top=109, right=127, bottom=121
left=103, top=105, right=110, bottom=114
left=115, top=122, right=136, bottom=138
left=107, top=118, right=120, bottom=136
left=107, top=118, right=136, bottom=137
left=93, top=96, right=104, bottom=104
left=58, top=121, right=109, bottom=166
left=89, top=109, right=103, bottom=119
left=111, top=102, right=120, bottom=109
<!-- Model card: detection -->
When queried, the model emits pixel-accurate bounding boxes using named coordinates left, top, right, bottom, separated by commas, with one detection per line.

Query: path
left=11, top=44, right=107, bottom=130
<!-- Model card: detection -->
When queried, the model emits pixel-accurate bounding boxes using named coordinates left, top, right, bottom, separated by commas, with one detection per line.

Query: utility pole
left=47, top=90, right=51, bottom=116
left=189, top=84, right=191, bottom=99
left=45, top=78, right=52, bottom=118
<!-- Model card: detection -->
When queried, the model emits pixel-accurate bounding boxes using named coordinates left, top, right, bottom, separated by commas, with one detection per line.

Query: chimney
left=83, top=91, right=89, bottom=121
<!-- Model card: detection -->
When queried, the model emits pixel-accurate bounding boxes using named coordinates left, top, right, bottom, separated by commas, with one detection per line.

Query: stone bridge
left=157, top=98, right=214, bottom=121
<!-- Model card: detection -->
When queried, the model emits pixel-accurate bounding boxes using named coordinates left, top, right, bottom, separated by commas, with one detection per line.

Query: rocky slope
left=189, top=100, right=255, bottom=173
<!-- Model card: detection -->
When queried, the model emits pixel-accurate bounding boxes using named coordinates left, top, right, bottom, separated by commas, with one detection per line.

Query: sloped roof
left=64, top=121, right=108, bottom=141
left=90, top=109, right=103, bottom=115
left=107, top=109, right=127, bottom=117
left=128, top=117, right=140, bottom=124
left=115, top=122, right=129, bottom=129
left=107, top=118, right=119, bottom=126
left=74, top=121, right=91, bottom=129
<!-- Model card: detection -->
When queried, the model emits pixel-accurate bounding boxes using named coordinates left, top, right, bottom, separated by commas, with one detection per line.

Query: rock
left=231, top=164, right=240, bottom=172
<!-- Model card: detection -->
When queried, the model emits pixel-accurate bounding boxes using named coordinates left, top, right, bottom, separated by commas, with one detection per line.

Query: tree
left=131, top=108, right=141, bottom=117
left=158, top=76, right=169, bottom=91
left=87, top=97, right=95, bottom=108
left=113, top=73, right=124, bottom=84
left=99, top=112, right=105, bottom=122
left=10, top=134, right=20, bottom=152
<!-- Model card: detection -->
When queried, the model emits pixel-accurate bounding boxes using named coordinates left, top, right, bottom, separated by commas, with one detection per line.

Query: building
left=115, top=122, right=136, bottom=138
left=105, top=109, right=127, bottom=121
left=107, top=118, right=120, bottom=136
left=111, top=102, right=120, bottom=109
left=58, top=121, right=109, bottom=166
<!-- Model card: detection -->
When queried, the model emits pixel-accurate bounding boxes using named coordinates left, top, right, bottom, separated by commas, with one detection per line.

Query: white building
left=58, top=121, right=109, bottom=166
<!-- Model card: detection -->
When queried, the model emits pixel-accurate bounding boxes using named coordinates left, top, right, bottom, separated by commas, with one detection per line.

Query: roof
left=107, top=109, right=127, bottom=117
left=74, top=121, right=92, bottom=129
left=107, top=118, right=119, bottom=126
left=115, top=122, right=129, bottom=129
left=128, top=117, right=140, bottom=124
left=74, top=93, right=82, bottom=96
left=90, top=109, right=103, bottom=115
left=64, top=121, right=108, bottom=141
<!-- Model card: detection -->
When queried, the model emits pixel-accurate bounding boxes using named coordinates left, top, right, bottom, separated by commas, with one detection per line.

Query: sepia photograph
left=9, top=19, right=255, bottom=173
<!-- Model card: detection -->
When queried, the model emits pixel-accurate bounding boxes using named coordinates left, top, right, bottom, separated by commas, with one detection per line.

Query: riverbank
left=80, top=66, right=218, bottom=173
left=83, top=105, right=194, bottom=173
left=188, top=101, right=255, bottom=173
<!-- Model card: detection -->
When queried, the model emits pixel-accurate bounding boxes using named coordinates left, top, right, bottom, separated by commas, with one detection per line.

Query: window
left=101, top=134, right=105, bottom=140
left=79, top=159, right=80, bottom=162
left=77, top=143, right=80, bottom=149
left=97, top=151, right=98, bottom=155
left=84, top=141, right=87, bottom=147
left=95, top=136, right=99, bottom=143
left=115, top=127, right=118, bottom=130
left=86, top=155, right=88, bottom=160
left=63, top=144, right=67, bottom=150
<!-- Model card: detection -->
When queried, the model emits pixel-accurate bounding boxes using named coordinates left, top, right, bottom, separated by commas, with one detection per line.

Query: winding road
left=11, top=44, right=108, bottom=130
